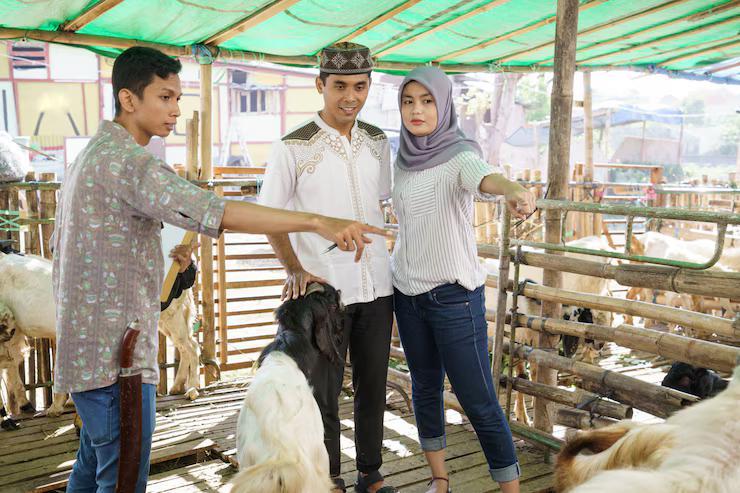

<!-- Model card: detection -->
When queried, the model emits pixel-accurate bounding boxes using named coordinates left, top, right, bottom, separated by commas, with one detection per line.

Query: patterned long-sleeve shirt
left=52, top=121, right=225, bottom=394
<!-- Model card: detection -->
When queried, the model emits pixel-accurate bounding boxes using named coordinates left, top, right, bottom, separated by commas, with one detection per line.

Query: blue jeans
left=67, top=382, right=156, bottom=493
left=394, top=283, right=520, bottom=483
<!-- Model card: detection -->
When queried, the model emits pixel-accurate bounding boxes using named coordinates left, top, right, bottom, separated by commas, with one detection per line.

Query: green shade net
left=0, top=0, right=737, bottom=80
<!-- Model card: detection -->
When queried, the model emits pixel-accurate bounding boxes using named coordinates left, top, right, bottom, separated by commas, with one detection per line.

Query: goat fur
left=556, top=366, right=740, bottom=493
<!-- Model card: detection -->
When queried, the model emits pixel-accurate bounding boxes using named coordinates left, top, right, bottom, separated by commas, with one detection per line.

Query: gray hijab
left=396, top=66, right=482, bottom=172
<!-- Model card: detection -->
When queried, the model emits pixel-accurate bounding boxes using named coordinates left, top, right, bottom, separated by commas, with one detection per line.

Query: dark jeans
left=310, top=295, right=394, bottom=478
left=67, top=382, right=156, bottom=492
left=394, top=283, right=520, bottom=483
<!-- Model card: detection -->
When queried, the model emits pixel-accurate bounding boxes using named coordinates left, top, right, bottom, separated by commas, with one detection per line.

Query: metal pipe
left=536, top=198, right=740, bottom=224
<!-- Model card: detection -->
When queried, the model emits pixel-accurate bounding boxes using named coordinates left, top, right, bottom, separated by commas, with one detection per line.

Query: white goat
left=158, top=289, right=201, bottom=400
left=0, top=252, right=67, bottom=416
left=1, top=301, right=27, bottom=430
left=0, top=251, right=206, bottom=417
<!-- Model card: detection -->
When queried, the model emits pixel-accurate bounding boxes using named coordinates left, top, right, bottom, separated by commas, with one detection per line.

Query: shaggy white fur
left=233, top=351, right=331, bottom=493
left=0, top=252, right=206, bottom=416
left=0, top=252, right=67, bottom=416
left=557, top=366, right=740, bottom=493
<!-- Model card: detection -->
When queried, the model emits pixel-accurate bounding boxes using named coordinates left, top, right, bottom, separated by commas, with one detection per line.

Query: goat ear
left=311, top=300, right=342, bottom=364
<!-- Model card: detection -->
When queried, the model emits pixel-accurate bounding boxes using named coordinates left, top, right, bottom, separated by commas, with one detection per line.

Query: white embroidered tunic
left=258, top=114, right=393, bottom=306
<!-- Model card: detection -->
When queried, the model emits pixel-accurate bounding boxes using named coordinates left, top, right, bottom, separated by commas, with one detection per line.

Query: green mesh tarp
left=0, top=0, right=737, bottom=80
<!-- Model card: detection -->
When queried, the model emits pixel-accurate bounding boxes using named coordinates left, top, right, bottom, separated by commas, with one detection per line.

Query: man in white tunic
left=258, top=43, right=396, bottom=493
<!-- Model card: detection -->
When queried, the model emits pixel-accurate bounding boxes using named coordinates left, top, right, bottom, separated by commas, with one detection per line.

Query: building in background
left=0, top=40, right=400, bottom=176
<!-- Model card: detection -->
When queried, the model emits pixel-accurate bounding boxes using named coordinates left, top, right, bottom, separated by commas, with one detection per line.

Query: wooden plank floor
left=151, top=378, right=555, bottom=492
left=0, top=379, right=554, bottom=493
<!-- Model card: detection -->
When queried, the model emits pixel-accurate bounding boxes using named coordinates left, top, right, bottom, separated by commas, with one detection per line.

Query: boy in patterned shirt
left=53, top=46, right=385, bottom=492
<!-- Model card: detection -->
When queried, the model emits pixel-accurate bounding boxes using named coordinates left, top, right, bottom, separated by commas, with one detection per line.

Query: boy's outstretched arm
left=221, top=201, right=388, bottom=260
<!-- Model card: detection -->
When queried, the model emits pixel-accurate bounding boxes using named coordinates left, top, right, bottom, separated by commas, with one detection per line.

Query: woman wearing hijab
left=391, top=67, right=534, bottom=493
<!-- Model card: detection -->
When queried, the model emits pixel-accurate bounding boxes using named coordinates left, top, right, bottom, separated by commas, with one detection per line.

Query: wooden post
left=23, top=174, right=40, bottom=408
left=216, top=183, right=228, bottom=369
left=604, top=108, right=611, bottom=159
left=533, top=123, right=540, bottom=169
left=199, top=61, right=218, bottom=384
left=186, top=111, right=200, bottom=180
left=491, top=205, right=511, bottom=393
left=38, top=173, right=56, bottom=406
left=538, top=0, right=579, bottom=434
left=583, top=72, right=594, bottom=182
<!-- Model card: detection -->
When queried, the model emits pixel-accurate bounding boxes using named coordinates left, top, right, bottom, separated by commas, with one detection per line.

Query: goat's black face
left=264, top=282, right=345, bottom=376
left=662, top=362, right=729, bottom=400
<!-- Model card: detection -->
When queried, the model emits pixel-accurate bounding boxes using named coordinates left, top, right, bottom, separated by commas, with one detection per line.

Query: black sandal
left=333, top=477, right=347, bottom=492
left=355, top=470, right=398, bottom=492
left=427, top=476, right=451, bottom=493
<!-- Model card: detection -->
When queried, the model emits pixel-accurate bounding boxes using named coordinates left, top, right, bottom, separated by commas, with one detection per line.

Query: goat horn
left=305, top=282, right=325, bottom=297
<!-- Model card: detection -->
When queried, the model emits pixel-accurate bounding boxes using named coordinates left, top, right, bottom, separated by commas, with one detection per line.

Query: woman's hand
left=314, top=216, right=390, bottom=262
left=503, top=183, right=536, bottom=219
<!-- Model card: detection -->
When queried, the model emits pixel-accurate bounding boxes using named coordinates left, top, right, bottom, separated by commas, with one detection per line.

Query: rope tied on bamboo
left=575, top=371, right=615, bottom=428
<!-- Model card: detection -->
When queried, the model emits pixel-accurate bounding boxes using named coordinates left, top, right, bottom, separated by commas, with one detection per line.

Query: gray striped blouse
left=391, top=151, right=503, bottom=296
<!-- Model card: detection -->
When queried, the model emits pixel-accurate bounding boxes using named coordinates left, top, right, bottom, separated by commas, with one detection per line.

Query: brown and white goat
left=555, top=366, right=740, bottom=493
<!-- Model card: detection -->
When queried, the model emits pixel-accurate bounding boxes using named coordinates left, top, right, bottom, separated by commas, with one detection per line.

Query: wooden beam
left=59, top=0, right=125, bottom=32
left=199, top=62, right=217, bottom=384
left=659, top=38, right=740, bottom=67
left=583, top=71, right=593, bottom=181
left=338, top=0, right=423, bottom=43
left=204, top=0, right=301, bottom=46
left=375, top=0, right=510, bottom=57
left=707, top=58, right=740, bottom=73
left=579, top=12, right=740, bottom=64
left=496, top=0, right=692, bottom=63
left=537, top=0, right=580, bottom=435
left=435, top=0, right=604, bottom=63
left=573, top=1, right=740, bottom=63
left=618, top=34, right=740, bottom=65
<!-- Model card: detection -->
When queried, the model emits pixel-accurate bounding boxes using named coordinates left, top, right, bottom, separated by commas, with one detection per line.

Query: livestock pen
left=2, top=0, right=740, bottom=492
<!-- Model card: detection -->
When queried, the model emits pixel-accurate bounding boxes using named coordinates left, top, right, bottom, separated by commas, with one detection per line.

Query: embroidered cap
left=319, top=42, right=373, bottom=75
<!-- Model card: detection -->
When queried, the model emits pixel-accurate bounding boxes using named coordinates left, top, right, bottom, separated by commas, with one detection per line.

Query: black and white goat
left=232, top=282, right=344, bottom=493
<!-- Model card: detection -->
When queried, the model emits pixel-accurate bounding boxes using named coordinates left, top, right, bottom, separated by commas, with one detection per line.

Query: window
left=10, top=42, right=48, bottom=79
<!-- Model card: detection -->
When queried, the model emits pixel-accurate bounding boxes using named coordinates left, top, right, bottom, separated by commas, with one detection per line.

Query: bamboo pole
left=477, top=244, right=740, bottom=302
left=583, top=72, right=594, bottom=182
left=38, top=173, right=56, bottom=406
left=502, top=376, right=632, bottom=420
left=537, top=0, right=580, bottom=434
left=22, top=174, right=40, bottom=408
left=199, top=61, right=218, bottom=384
left=515, top=314, right=740, bottom=373
left=216, top=186, right=228, bottom=369
left=486, top=274, right=738, bottom=340
left=491, top=205, right=511, bottom=391
left=186, top=112, right=200, bottom=180
left=555, top=407, right=619, bottom=429
left=504, top=341, right=696, bottom=418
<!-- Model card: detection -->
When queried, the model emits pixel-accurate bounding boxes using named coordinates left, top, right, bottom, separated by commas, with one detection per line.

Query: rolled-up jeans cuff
left=419, top=434, right=446, bottom=452
left=490, top=461, right=520, bottom=482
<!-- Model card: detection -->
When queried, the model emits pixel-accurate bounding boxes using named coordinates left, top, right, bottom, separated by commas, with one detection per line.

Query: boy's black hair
left=112, top=47, right=182, bottom=115
left=318, top=71, right=372, bottom=85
